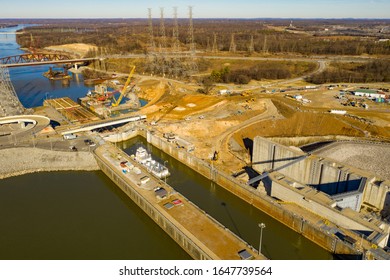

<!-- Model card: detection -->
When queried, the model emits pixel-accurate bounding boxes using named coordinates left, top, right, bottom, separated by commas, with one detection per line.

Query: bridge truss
left=0, top=53, right=71, bottom=65
left=0, top=65, right=25, bottom=117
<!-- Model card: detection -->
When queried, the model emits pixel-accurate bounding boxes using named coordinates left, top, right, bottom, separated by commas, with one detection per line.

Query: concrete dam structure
left=252, top=136, right=390, bottom=251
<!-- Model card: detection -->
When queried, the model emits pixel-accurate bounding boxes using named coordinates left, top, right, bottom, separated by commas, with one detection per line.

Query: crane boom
left=112, top=65, right=136, bottom=107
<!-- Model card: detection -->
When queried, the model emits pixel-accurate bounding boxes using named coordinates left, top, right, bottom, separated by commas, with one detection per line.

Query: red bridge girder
left=0, top=53, right=72, bottom=65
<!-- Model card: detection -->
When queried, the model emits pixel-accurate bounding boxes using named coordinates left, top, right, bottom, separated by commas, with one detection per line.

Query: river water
left=0, top=25, right=332, bottom=260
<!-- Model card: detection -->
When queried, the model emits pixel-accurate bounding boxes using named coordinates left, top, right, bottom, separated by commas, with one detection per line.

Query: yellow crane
left=111, top=65, right=136, bottom=107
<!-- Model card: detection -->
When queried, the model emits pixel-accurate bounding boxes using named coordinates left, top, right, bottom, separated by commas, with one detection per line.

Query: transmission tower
left=0, top=65, right=25, bottom=117
left=186, top=6, right=198, bottom=75
left=212, top=33, right=218, bottom=53
left=263, top=35, right=268, bottom=53
left=188, top=6, right=196, bottom=56
left=147, top=8, right=164, bottom=76
left=170, top=6, right=183, bottom=78
left=206, top=37, right=211, bottom=52
left=157, top=7, right=169, bottom=76
left=147, top=8, right=156, bottom=53
left=248, top=35, right=254, bottom=53
left=172, top=6, right=181, bottom=53
left=159, top=7, right=167, bottom=53
left=229, top=33, right=236, bottom=53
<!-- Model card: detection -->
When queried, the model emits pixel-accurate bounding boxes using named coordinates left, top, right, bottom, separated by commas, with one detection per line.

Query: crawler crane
left=111, top=65, right=136, bottom=107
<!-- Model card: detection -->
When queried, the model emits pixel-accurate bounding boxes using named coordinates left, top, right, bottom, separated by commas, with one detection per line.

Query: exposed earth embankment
left=0, top=147, right=99, bottom=179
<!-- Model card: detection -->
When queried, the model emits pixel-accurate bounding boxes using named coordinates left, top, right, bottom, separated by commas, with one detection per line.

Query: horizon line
left=1, top=17, right=390, bottom=20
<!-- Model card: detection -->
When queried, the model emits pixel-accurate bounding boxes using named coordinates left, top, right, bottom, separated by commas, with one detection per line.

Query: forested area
left=16, top=18, right=390, bottom=56
left=210, top=61, right=316, bottom=84
left=306, top=60, right=390, bottom=84
left=14, top=19, right=390, bottom=83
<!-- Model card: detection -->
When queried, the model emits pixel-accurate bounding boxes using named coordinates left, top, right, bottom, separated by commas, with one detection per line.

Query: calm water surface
left=0, top=171, right=190, bottom=260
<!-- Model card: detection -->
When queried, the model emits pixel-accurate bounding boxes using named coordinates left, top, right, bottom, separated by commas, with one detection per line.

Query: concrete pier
left=94, top=143, right=264, bottom=260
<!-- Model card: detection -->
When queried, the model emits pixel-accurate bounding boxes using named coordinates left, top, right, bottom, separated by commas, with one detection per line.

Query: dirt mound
left=45, top=43, right=97, bottom=57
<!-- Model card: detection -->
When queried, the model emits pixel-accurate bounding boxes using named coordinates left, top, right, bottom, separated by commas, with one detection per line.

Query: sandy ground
left=0, top=147, right=99, bottom=179
left=137, top=81, right=273, bottom=172
left=130, top=76, right=390, bottom=176
left=45, top=43, right=97, bottom=57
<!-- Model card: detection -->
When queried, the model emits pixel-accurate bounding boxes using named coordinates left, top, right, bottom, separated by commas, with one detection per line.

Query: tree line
left=16, top=19, right=390, bottom=57
left=306, top=60, right=390, bottom=84
left=209, top=61, right=316, bottom=84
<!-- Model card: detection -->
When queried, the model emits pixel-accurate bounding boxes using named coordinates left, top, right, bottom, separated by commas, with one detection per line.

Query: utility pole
left=258, top=222, right=266, bottom=255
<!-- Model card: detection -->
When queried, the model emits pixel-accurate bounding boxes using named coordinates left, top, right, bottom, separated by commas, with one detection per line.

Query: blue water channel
left=0, top=25, right=332, bottom=260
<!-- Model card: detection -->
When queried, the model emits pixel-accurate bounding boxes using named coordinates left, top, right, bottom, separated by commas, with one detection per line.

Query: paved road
left=0, top=115, right=50, bottom=146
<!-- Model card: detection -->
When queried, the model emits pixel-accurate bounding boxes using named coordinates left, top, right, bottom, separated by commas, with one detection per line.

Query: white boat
left=135, top=147, right=152, bottom=164
left=133, top=146, right=170, bottom=179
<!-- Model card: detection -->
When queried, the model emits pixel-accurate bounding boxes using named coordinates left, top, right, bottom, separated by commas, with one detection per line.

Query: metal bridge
left=0, top=53, right=97, bottom=68
left=0, top=53, right=97, bottom=117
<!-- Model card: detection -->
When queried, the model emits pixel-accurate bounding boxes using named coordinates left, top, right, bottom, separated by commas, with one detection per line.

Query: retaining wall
left=144, top=130, right=359, bottom=255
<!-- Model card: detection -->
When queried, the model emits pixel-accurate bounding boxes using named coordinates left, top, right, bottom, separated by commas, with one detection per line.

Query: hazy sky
left=1, top=0, right=389, bottom=19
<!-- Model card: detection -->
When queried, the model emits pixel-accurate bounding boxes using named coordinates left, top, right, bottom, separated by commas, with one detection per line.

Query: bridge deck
left=1, top=57, right=97, bottom=68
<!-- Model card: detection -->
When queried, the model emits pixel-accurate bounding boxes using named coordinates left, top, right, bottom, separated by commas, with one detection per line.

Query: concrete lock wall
left=364, top=180, right=390, bottom=211
left=253, top=137, right=366, bottom=207
left=270, top=181, right=371, bottom=231
left=144, top=131, right=359, bottom=255
left=95, top=152, right=213, bottom=260
left=253, top=136, right=390, bottom=215
left=253, top=137, right=364, bottom=189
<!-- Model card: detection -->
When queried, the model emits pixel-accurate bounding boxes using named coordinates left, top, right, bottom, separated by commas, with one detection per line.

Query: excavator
left=212, top=150, right=219, bottom=161
left=111, top=65, right=136, bottom=107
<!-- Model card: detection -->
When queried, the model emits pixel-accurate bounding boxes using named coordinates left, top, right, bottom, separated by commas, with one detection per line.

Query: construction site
left=1, top=11, right=390, bottom=260
left=78, top=66, right=140, bottom=118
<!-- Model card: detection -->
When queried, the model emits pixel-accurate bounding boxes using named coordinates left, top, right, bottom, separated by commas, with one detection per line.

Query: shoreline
left=0, top=147, right=100, bottom=180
